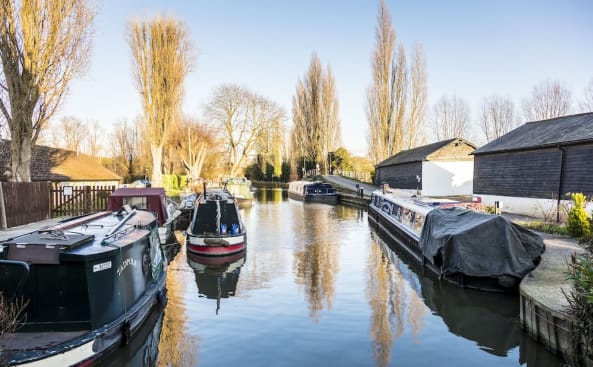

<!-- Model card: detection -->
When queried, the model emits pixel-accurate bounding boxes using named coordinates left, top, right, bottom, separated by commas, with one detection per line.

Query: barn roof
left=376, top=138, right=476, bottom=168
left=473, top=112, right=593, bottom=155
left=0, top=140, right=121, bottom=182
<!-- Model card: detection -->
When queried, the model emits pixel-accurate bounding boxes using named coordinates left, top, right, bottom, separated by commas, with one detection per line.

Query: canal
left=98, top=189, right=564, bottom=367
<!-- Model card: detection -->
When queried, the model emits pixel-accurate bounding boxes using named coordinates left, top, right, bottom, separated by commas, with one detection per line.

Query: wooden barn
left=472, top=112, right=593, bottom=218
left=374, top=138, right=476, bottom=196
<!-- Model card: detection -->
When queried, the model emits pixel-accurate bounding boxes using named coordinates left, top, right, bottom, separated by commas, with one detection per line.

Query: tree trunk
left=9, top=130, right=33, bottom=182
left=150, top=144, right=163, bottom=188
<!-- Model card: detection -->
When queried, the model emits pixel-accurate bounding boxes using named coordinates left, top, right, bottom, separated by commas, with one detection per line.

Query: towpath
left=321, top=175, right=378, bottom=199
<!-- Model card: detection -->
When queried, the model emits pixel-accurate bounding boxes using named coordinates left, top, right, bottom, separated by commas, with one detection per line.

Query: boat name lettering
left=117, top=257, right=137, bottom=276
left=93, top=261, right=112, bottom=273
left=16, top=244, right=26, bottom=248
left=45, top=244, right=55, bottom=249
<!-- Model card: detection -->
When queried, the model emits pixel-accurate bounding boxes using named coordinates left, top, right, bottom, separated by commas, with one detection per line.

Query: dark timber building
left=375, top=138, right=476, bottom=196
left=472, top=112, right=593, bottom=217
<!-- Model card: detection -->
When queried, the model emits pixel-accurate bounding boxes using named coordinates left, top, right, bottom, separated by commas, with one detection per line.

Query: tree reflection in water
left=157, top=234, right=199, bottom=367
left=292, top=203, right=339, bottom=321
left=366, top=232, right=428, bottom=367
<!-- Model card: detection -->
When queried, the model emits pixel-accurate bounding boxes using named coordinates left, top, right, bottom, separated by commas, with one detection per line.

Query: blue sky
left=58, top=0, right=593, bottom=155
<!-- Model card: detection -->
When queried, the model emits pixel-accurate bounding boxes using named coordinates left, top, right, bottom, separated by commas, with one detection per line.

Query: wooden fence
left=50, top=185, right=115, bottom=218
left=1, top=182, right=51, bottom=228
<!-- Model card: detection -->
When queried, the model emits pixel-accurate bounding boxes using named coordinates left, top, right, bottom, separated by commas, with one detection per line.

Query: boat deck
left=0, top=330, right=88, bottom=350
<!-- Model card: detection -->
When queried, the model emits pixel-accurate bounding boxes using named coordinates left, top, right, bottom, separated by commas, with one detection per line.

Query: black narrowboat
left=186, top=188, right=246, bottom=257
left=0, top=207, right=167, bottom=366
left=288, top=181, right=338, bottom=205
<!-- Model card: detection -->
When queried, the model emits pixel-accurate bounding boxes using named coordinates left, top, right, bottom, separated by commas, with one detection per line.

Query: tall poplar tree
left=128, top=16, right=192, bottom=187
left=291, top=52, right=341, bottom=175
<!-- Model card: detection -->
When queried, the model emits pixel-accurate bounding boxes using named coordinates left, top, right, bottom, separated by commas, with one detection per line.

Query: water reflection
left=97, top=307, right=163, bottom=367
left=157, top=240, right=199, bottom=367
left=369, top=229, right=564, bottom=367
left=291, top=202, right=340, bottom=320
left=366, top=232, right=428, bottom=367
left=187, top=251, right=246, bottom=314
left=255, top=188, right=286, bottom=203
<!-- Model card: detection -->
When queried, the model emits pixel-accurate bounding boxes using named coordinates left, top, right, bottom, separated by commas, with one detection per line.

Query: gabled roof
left=0, top=139, right=121, bottom=182
left=473, top=112, right=593, bottom=155
left=375, top=138, right=476, bottom=167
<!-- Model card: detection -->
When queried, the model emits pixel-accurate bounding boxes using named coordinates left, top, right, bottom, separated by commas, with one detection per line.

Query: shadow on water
left=370, top=228, right=564, bottom=367
left=187, top=251, right=246, bottom=315
left=96, top=306, right=164, bottom=367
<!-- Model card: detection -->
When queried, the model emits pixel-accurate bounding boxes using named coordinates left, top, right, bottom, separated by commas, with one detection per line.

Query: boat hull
left=368, top=204, right=517, bottom=292
left=288, top=191, right=339, bottom=205
left=186, top=233, right=246, bottom=256
left=0, top=210, right=168, bottom=366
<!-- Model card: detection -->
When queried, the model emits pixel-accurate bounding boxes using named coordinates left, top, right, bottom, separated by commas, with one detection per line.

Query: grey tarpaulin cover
left=419, top=207, right=545, bottom=279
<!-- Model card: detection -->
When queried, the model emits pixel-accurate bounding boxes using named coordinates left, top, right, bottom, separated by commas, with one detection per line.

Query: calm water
left=99, top=189, right=564, bottom=367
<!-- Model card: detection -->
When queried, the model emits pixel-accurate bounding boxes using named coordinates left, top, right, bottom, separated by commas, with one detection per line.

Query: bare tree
left=480, top=95, right=519, bottom=142
left=0, top=0, right=95, bottom=181
left=128, top=16, right=192, bottom=187
left=522, top=79, right=571, bottom=122
left=59, top=116, right=85, bottom=153
left=432, top=94, right=472, bottom=141
left=84, top=120, right=102, bottom=159
left=205, top=84, right=286, bottom=177
left=170, top=116, right=217, bottom=181
left=291, top=52, right=340, bottom=175
left=366, top=0, right=427, bottom=164
left=406, top=43, right=427, bottom=149
left=110, top=120, right=138, bottom=181
left=579, top=78, right=593, bottom=112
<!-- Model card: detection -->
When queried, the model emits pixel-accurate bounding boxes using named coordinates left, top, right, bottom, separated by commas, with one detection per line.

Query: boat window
left=414, top=214, right=424, bottom=235
left=122, top=196, right=147, bottom=209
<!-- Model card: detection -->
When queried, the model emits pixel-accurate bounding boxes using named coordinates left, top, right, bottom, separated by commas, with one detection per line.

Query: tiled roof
left=473, top=112, right=593, bottom=155
left=0, top=140, right=121, bottom=182
left=375, top=138, right=476, bottom=167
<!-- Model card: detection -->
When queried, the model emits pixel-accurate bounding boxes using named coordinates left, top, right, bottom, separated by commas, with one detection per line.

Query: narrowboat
left=288, top=181, right=338, bottom=205
left=177, top=191, right=197, bottom=232
left=107, top=187, right=181, bottom=262
left=185, top=188, right=246, bottom=256
left=368, top=188, right=544, bottom=292
left=187, top=251, right=245, bottom=314
left=0, top=206, right=167, bottom=366
left=223, top=177, right=254, bottom=208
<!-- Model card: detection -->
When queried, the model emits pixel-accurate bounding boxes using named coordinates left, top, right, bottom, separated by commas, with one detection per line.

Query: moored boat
left=368, top=188, right=544, bottom=292
left=0, top=207, right=167, bottom=366
left=106, top=187, right=181, bottom=262
left=185, top=188, right=246, bottom=256
left=177, top=191, right=197, bottom=232
left=223, top=177, right=254, bottom=208
left=288, top=181, right=338, bottom=205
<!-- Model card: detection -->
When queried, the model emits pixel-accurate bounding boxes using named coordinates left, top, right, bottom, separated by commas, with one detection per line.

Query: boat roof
left=1, top=210, right=157, bottom=263
left=200, top=188, right=235, bottom=203
left=372, top=189, right=460, bottom=215
left=106, top=187, right=169, bottom=225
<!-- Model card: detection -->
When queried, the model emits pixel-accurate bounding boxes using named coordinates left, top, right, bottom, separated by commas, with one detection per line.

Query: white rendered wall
left=421, top=161, right=474, bottom=196
left=472, top=194, right=593, bottom=220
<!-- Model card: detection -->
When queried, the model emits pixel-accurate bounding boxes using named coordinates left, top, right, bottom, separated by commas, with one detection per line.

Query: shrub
left=565, top=249, right=593, bottom=366
left=567, top=193, right=591, bottom=238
